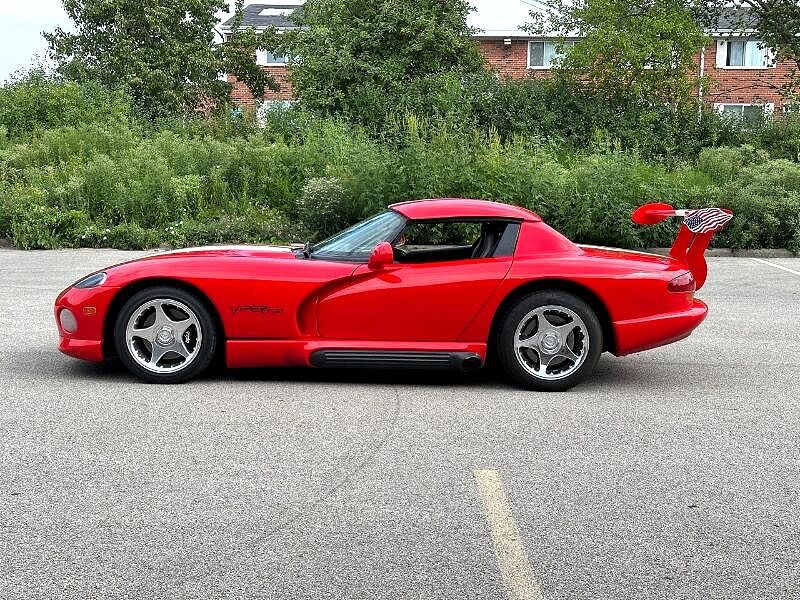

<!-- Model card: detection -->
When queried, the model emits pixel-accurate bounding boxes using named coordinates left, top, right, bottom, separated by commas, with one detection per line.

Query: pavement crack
left=260, top=387, right=403, bottom=538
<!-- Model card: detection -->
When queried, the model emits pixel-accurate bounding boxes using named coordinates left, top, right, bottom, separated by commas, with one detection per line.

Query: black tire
left=496, top=290, right=603, bottom=392
left=114, top=286, right=218, bottom=384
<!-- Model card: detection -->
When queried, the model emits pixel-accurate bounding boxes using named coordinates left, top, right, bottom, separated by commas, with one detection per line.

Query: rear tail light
left=668, top=271, right=696, bottom=293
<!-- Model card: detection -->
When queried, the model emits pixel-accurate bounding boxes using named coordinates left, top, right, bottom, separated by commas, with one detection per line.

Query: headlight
left=74, top=272, right=107, bottom=289
left=59, top=308, right=78, bottom=333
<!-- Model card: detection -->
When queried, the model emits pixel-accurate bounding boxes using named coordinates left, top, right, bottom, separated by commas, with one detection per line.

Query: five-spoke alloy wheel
left=114, top=286, right=217, bottom=383
left=497, top=290, right=603, bottom=391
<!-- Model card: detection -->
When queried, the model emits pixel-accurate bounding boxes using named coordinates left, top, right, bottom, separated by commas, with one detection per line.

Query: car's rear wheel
left=496, top=290, right=603, bottom=391
left=114, top=286, right=217, bottom=383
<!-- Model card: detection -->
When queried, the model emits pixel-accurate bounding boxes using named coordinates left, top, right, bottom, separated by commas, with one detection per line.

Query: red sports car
left=54, top=199, right=731, bottom=391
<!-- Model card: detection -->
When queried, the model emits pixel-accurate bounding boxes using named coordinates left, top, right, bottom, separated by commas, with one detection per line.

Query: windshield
left=311, top=211, right=406, bottom=261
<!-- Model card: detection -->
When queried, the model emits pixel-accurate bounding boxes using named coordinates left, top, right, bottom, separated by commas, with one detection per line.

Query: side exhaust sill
left=310, top=350, right=484, bottom=372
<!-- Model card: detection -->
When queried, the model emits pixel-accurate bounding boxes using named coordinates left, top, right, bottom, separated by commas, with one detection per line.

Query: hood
left=108, top=245, right=299, bottom=267
left=100, top=245, right=298, bottom=279
left=149, top=244, right=297, bottom=260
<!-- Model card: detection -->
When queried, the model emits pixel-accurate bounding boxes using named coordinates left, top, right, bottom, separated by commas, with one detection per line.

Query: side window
left=399, top=221, right=482, bottom=249
left=394, top=220, right=518, bottom=263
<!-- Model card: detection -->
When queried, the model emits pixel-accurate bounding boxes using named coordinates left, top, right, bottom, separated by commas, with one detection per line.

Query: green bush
left=176, top=212, right=295, bottom=247
left=0, top=110, right=798, bottom=252
left=717, top=160, right=800, bottom=252
left=299, top=177, right=351, bottom=238
left=0, top=76, right=131, bottom=140
left=10, top=205, right=92, bottom=249
left=752, top=114, right=800, bottom=162
left=697, top=145, right=770, bottom=183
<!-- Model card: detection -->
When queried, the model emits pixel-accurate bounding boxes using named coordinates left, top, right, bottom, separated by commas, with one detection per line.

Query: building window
left=528, top=40, right=575, bottom=69
left=256, top=50, right=288, bottom=66
left=783, top=104, right=800, bottom=115
left=714, top=103, right=774, bottom=122
left=717, top=40, right=774, bottom=69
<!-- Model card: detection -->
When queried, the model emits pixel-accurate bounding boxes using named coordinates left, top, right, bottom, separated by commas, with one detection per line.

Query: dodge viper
left=55, top=199, right=732, bottom=391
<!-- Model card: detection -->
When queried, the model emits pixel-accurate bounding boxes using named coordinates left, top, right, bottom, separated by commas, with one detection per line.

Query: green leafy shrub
left=176, top=211, right=295, bottom=247
left=697, top=145, right=770, bottom=183
left=0, top=110, right=798, bottom=252
left=10, top=205, right=92, bottom=249
left=715, top=160, right=800, bottom=251
left=299, top=177, right=351, bottom=238
left=0, top=77, right=131, bottom=140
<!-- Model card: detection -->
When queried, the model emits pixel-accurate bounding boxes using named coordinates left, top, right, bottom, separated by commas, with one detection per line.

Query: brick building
left=220, top=2, right=300, bottom=112
left=219, top=0, right=798, bottom=117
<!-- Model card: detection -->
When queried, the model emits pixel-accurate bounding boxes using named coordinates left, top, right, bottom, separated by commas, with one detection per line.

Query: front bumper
left=54, top=286, right=118, bottom=363
left=58, top=336, right=105, bottom=362
left=613, top=299, right=708, bottom=356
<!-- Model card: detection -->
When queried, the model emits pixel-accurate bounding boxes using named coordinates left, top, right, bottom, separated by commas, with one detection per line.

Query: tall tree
left=220, top=0, right=282, bottom=106
left=46, top=0, right=231, bottom=116
left=530, top=0, right=800, bottom=103
left=286, top=0, right=486, bottom=124
left=528, top=0, right=709, bottom=106
left=45, top=0, right=281, bottom=117
left=693, top=0, right=800, bottom=99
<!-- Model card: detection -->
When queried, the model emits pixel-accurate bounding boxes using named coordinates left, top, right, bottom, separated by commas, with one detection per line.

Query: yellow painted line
left=751, top=258, right=800, bottom=277
left=474, top=469, right=545, bottom=600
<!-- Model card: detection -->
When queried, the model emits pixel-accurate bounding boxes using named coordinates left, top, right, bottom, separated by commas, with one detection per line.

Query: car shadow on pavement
left=49, top=353, right=506, bottom=388
left=49, top=351, right=666, bottom=393
left=229, top=366, right=495, bottom=387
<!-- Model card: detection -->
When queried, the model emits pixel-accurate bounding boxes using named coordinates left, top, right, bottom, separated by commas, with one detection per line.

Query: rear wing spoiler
left=632, top=203, right=733, bottom=290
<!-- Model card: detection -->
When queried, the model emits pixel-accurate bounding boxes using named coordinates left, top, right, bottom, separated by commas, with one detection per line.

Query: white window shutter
left=255, top=50, right=268, bottom=66
left=716, top=40, right=728, bottom=68
left=764, top=103, right=775, bottom=115
left=713, top=103, right=725, bottom=114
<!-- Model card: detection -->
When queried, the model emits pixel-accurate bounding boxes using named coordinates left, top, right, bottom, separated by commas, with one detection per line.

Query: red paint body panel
left=55, top=286, right=119, bottom=360
left=58, top=337, right=105, bottom=362
left=100, top=247, right=358, bottom=340
left=391, top=198, right=541, bottom=222
left=459, top=240, right=695, bottom=351
left=317, top=258, right=512, bottom=341
left=614, top=299, right=708, bottom=356
left=54, top=199, right=716, bottom=372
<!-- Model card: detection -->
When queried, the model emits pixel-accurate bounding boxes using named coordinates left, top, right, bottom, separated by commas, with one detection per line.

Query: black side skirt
left=309, top=350, right=483, bottom=372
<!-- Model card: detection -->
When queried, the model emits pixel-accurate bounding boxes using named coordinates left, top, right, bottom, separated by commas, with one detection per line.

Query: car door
left=315, top=221, right=517, bottom=342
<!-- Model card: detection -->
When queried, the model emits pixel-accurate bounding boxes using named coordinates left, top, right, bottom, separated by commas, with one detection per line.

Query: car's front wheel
left=114, top=286, right=217, bottom=383
left=496, top=290, right=603, bottom=392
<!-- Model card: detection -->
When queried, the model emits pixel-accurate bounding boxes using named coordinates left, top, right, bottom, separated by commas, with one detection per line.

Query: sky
left=0, top=0, right=70, bottom=81
left=0, top=0, right=527, bottom=83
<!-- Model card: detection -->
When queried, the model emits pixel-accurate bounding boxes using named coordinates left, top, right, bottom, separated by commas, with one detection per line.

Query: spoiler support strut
left=632, top=203, right=733, bottom=290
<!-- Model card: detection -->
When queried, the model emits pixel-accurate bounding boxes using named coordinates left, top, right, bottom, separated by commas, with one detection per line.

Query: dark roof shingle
left=220, top=3, right=303, bottom=30
left=220, top=2, right=758, bottom=35
left=713, top=7, right=757, bottom=31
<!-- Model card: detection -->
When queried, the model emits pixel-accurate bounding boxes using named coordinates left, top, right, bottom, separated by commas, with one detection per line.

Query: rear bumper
left=613, top=299, right=708, bottom=356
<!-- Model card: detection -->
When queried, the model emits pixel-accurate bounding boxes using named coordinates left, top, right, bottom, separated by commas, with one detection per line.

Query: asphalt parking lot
left=1, top=249, right=799, bottom=599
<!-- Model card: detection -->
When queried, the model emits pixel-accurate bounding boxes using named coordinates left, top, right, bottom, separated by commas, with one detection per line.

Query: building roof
left=710, top=7, right=757, bottom=32
left=390, top=199, right=541, bottom=222
left=219, top=3, right=302, bottom=31
left=220, top=1, right=757, bottom=37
